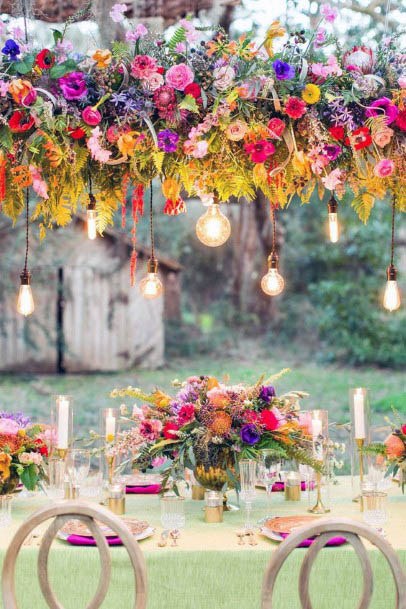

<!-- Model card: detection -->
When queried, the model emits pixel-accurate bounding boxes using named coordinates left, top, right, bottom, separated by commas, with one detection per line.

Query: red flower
left=67, top=126, right=86, bottom=139
left=401, top=424, right=406, bottom=435
left=177, top=404, right=195, bottom=425
left=156, top=66, right=165, bottom=75
left=163, top=197, right=186, bottom=215
left=184, top=82, right=202, bottom=103
left=243, top=410, right=260, bottom=424
left=163, top=422, right=179, bottom=439
left=34, top=438, right=48, bottom=456
left=395, top=109, right=406, bottom=132
left=35, top=49, right=55, bottom=69
left=284, top=96, right=307, bottom=119
left=244, top=139, right=275, bottom=163
left=267, top=118, right=286, bottom=138
left=329, top=126, right=345, bottom=141
left=347, top=126, right=372, bottom=150
left=260, top=409, right=280, bottom=431
left=8, top=111, right=35, bottom=133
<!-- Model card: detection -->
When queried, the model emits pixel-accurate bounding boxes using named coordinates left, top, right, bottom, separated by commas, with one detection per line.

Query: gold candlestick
left=309, top=467, right=330, bottom=514
left=356, top=438, right=365, bottom=512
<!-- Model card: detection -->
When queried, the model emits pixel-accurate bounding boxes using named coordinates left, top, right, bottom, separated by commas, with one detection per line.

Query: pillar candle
left=353, top=389, right=366, bottom=439
left=56, top=397, right=70, bottom=449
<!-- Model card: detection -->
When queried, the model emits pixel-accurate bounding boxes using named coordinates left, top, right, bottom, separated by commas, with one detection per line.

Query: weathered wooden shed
left=0, top=216, right=181, bottom=372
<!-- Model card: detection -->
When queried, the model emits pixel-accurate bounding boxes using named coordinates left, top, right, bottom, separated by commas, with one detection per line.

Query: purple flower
left=323, top=144, right=341, bottom=161
left=0, top=411, right=31, bottom=428
left=259, top=385, right=276, bottom=403
left=158, top=129, right=179, bottom=152
left=177, top=384, right=198, bottom=403
left=272, top=60, right=295, bottom=81
left=58, top=72, right=87, bottom=100
left=240, top=424, right=261, bottom=445
left=2, top=39, right=20, bottom=60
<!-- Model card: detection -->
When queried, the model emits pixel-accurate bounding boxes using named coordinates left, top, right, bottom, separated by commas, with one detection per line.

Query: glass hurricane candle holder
left=51, top=395, right=73, bottom=459
left=100, top=408, right=120, bottom=483
left=350, top=388, right=370, bottom=510
left=308, top=409, right=330, bottom=514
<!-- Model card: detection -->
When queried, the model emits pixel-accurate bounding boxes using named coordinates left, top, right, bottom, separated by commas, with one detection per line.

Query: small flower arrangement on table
left=0, top=411, right=48, bottom=494
left=110, top=370, right=320, bottom=493
left=365, top=410, right=406, bottom=492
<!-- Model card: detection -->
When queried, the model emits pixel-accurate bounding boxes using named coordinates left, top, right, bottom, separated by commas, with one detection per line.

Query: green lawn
left=0, top=355, right=404, bottom=434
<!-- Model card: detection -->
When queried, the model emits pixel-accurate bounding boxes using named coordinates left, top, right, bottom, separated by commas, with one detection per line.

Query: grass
left=0, top=353, right=404, bottom=434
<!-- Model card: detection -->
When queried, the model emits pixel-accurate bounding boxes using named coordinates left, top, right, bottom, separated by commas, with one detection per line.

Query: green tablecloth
left=0, top=477, right=405, bottom=609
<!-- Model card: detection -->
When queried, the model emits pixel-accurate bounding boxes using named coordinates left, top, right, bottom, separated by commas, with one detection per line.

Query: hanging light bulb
left=16, top=189, right=34, bottom=316
left=140, top=257, right=163, bottom=299
left=87, top=194, right=97, bottom=240
left=327, top=195, right=339, bottom=243
left=17, top=270, right=35, bottom=316
left=261, top=252, right=285, bottom=296
left=383, top=264, right=401, bottom=312
left=196, top=200, right=231, bottom=247
left=382, top=196, right=401, bottom=312
left=140, top=184, right=164, bottom=299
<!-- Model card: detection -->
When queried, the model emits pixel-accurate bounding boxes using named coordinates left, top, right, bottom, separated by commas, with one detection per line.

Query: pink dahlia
left=284, top=96, right=307, bottom=119
left=131, top=55, right=158, bottom=79
left=365, top=97, right=398, bottom=125
left=244, top=139, right=275, bottom=163
left=395, top=109, right=406, bottom=132
left=373, top=159, right=395, bottom=178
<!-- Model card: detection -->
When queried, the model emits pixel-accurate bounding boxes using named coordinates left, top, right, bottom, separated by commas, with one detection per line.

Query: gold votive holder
left=107, top=483, right=125, bottom=515
left=284, top=471, right=301, bottom=501
left=204, top=490, right=223, bottom=523
left=64, top=482, right=79, bottom=500
left=192, top=485, right=206, bottom=500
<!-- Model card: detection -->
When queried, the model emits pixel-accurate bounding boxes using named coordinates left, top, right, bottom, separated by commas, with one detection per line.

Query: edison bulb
left=140, top=273, right=163, bottom=299
left=328, top=212, right=339, bottom=243
left=261, top=268, right=285, bottom=296
left=17, top=273, right=34, bottom=316
left=196, top=203, right=231, bottom=247
left=383, top=280, right=401, bottom=312
left=87, top=208, right=97, bottom=240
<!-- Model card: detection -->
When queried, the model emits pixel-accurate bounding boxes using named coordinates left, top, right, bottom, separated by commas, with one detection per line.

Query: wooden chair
left=2, top=500, right=148, bottom=609
left=261, top=517, right=406, bottom=609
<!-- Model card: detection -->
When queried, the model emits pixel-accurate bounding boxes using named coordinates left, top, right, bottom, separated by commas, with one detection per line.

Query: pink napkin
left=125, top=484, right=161, bottom=494
left=279, top=532, right=347, bottom=548
left=271, top=481, right=315, bottom=492
left=66, top=535, right=123, bottom=546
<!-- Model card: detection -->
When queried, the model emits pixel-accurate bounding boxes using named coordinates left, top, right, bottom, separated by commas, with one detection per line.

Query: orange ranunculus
left=117, top=133, right=136, bottom=156
left=0, top=452, right=12, bottom=481
left=8, top=79, right=36, bottom=105
left=385, top=434, right=405, bottom=460
left=92, top=49, right=112, bottom=69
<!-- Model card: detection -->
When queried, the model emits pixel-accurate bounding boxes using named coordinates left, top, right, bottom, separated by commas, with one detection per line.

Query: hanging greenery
left=0, top=7, right=404, bottom=236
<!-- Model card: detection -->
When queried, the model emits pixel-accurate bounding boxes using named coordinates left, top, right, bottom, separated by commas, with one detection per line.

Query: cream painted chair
left=2, top=500, right=148, bottom=609
left=262, top=517, right=406, bottom=609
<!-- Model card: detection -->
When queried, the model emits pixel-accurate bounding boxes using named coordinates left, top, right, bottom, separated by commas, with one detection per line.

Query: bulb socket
left=20, top=270, right=31, bottom=285
left=88, top=194, right=96, bottom=211
left=147, top=257, right=158, bottom=274
left=268, top=251, right=279, bottom=270
left=327, top=196, right=338, bottom=214
left=386, top=264, right=397, bottom=281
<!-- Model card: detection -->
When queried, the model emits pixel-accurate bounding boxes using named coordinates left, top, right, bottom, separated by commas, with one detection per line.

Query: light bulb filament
left=196, top=202, right=231, bottom=247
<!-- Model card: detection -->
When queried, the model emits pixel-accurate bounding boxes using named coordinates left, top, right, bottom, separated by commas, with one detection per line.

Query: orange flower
left=162, top=177, right=181, bottom=201
left=207, top=377, right=220, bottom=391
left=263, top=21, right=286, bottom=57
left=92, top=49, right=112, bottom=69
left=152, top=390, right=171, bottom=409
left=8, top=79, right=36, bottom=105
left=208, top=411, right=232, bottom=435
left=0, top=452, right=12, bottom=481
left=385, top=434, right=405, bottom=459
left=117, top=133, right=136, bottom=156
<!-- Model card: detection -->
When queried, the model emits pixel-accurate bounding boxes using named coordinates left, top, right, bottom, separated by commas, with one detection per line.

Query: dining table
left=0, top=476, right=404, bottom=609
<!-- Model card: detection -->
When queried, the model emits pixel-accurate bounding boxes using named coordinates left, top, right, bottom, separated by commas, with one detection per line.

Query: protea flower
left=343, top=46, right=375, bottom=74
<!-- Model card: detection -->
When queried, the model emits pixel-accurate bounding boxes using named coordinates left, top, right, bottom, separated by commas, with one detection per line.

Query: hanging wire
left=88, top=164, right=93, bottom=195
left=390, top=194, right=396, bottom=267
left=149, top=183, right=155, bottom=259
left=271, top=205, right=277, bottom=254
left=23, top=189, right=29, bottom=273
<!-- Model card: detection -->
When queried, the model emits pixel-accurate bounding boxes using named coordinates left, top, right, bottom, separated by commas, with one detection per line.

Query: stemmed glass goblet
left=239, top=459, right=257, bottom=532
left=66, top=449, right=91, bottom=497
left=257, top=450, right=282, bottom=520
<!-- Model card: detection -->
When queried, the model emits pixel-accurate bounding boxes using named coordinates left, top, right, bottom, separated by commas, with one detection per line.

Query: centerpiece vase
left=193, top=450, right=238, bottom=512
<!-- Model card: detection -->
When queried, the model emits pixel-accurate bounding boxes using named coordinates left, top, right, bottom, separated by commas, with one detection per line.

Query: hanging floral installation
left=0, top=4, right=404, bottom=239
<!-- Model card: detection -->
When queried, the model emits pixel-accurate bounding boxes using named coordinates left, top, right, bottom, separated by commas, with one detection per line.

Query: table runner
left=0, top=476, right=404, bottom=609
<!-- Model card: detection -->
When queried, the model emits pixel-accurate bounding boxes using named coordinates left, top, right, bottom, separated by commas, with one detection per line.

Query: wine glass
left=239, top=459, right=257, bottom=532
left=66, top=449, right=91, bottom=497
left=257, top=450, right=282, bottom=520
left=362, top=484, right=388, bottom=536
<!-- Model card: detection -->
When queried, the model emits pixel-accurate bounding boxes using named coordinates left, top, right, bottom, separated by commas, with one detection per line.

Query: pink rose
left=213, top=65, right=235, bottom=91
left=183, top=139, right=208, bottom=158
left=82, top=106, right=102, bottom=126
left=373, top=127, right=394, bottom=148
left=165, top=63, right=194, bottom=91
left=0, top=418, right=19, bottom=434
left=143, top=72, right=164, bottom=91
left=131, top=55, right=158, bottom=79
left=398, top=76, right=406, bottom=89
left=374, top=158, right=395, bottom=178
left=267, top=117, right=286, bottom=138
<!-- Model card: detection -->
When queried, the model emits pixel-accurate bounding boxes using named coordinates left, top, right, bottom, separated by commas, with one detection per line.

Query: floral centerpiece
left=110, top=370, right=320, bottom=492
left=0, top=411, right=48, bottom=494
left=0, top=5, right=403, bottom=252
left=365, top=410, right=406, bottom=492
